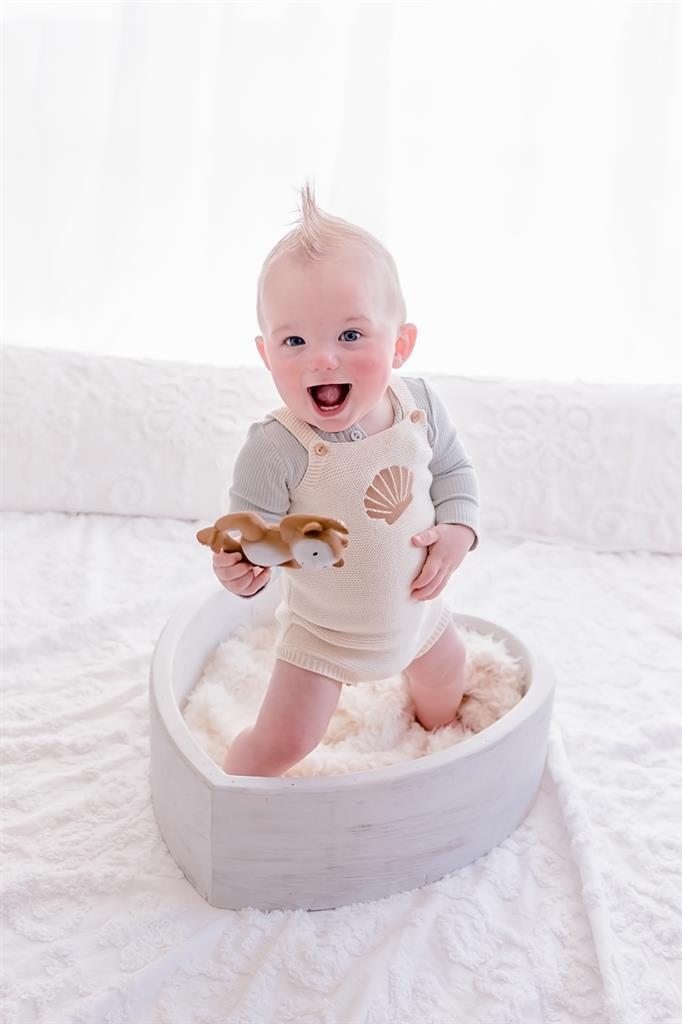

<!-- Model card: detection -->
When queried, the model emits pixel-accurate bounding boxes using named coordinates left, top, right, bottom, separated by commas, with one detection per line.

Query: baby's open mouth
left=307, top=383, right=351, bottom=413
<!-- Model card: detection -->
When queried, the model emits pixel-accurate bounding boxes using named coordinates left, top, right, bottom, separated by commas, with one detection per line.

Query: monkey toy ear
left=279, top=513, right=350, bottom=544
left=301, top=521, right=323, bottom=535
left=318, top=515, right=349, bottom=536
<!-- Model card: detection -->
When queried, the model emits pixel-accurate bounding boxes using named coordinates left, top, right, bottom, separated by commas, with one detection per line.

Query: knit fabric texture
left=271, top=374, right=453, bottom=683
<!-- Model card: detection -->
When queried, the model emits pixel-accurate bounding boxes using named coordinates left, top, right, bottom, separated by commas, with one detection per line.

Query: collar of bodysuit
left=313, top=387, right=403, bottom=442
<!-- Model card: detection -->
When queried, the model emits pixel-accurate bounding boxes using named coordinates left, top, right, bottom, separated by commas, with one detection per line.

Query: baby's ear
left=392, top=323, right=417, bottom=368
left=255, top=335, right=271, bottom=370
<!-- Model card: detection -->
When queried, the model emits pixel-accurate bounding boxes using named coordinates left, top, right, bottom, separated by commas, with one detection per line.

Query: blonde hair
left=256, top=181, right=407, bottom=332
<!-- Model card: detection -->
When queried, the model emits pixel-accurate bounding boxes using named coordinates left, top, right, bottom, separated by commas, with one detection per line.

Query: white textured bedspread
left=3, top=511, right=681, bottom=1024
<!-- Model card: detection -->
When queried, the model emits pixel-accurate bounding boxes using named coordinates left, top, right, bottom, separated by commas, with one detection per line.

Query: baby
left=214, top=183, right=480, bottom=777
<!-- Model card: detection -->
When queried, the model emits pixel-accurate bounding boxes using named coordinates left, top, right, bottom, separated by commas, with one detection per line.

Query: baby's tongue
left=314, top=384, right=344, bottom=407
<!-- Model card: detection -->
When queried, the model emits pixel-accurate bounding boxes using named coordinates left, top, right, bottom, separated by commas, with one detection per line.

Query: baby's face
left=256, top=247, right=414, bottom=432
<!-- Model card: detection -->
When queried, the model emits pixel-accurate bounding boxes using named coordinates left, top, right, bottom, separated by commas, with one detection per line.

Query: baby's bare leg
left=404, top=619, right=466, bottom=731
left=224, top=659, right=342, bottom=777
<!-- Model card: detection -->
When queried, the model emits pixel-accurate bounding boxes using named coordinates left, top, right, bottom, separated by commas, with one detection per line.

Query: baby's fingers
left=412, top=556, right=440, bottom=591
left=412, top=573, right=449, bottom=601
left=216, top=563, right=253, bottom=586
left=212, top=550, right=254, bottom=591
left=238, top=566, right=271, bottom=596
left=212, top=550, right=244, bottom=570
left=213, top=551, right=259, bottom=581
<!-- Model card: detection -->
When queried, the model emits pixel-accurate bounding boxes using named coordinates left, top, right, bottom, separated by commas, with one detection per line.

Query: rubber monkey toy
left=196, top=511, right=349, bottom=570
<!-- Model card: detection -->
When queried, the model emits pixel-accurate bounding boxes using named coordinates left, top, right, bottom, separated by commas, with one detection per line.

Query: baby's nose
left=309, top=346, right=340, bottom=372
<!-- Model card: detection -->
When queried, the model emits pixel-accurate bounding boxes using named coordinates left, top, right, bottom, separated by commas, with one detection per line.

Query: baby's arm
left=408, top=379, right=480, bottom=600
left=416, top=377, right=480, bottom=544
left=214, top=421, right=292, bottom=599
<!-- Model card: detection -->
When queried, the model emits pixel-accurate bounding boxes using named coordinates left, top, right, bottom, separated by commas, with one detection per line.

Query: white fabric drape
left=2, top=0, right=679, bottom=382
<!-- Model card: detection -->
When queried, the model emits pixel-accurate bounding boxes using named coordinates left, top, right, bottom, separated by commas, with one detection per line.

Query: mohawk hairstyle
left=256, top=180, right=407, bottom=331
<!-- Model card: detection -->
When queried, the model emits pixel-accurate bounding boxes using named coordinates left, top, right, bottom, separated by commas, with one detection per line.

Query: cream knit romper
left=270, top=373, right=453, bottom=685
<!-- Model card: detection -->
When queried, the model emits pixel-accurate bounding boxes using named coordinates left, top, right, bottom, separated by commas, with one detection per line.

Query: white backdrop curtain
left=2, top=0, right=679, bottom=382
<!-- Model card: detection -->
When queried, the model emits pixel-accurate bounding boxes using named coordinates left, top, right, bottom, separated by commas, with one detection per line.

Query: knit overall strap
left=269, top=406, right=320, bottom=448
left=268, top=373, right=416, bottom=445
left=388, top=372, right=416, bottom=417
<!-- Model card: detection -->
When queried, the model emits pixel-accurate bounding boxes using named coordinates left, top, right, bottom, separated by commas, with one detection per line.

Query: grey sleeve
left=408, top=377, right=481, bottom=548
left=228, top=420, right=293, bottom=523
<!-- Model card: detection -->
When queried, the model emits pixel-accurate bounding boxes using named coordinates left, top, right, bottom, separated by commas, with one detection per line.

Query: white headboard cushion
left=2, top=346, right=680, bottom=553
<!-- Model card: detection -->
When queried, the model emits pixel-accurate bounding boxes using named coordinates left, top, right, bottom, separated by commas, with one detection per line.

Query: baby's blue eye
left=283, top=331, right=362, bottom=347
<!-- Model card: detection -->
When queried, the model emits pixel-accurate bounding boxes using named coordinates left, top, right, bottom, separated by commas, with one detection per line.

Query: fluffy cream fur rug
left=183, top=624, right=527, bottom=777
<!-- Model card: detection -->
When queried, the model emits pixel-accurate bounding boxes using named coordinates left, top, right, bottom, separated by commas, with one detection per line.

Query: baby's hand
left=410, top=523, right=476, bottom=601
left=212, top=551, right=271, bottom=598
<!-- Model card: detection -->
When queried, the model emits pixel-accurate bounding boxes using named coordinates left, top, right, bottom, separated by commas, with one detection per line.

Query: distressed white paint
left=149, top=580, right=556, bottom=911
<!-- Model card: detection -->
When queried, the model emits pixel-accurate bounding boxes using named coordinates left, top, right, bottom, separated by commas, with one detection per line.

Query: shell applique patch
left=364, top=466, right=414, bottom=524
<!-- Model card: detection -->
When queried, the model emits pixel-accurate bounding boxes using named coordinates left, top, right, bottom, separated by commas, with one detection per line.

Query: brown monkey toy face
left=289, top=534, right=338, bottom=570
left=279, top=515, right=349, bottom=569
